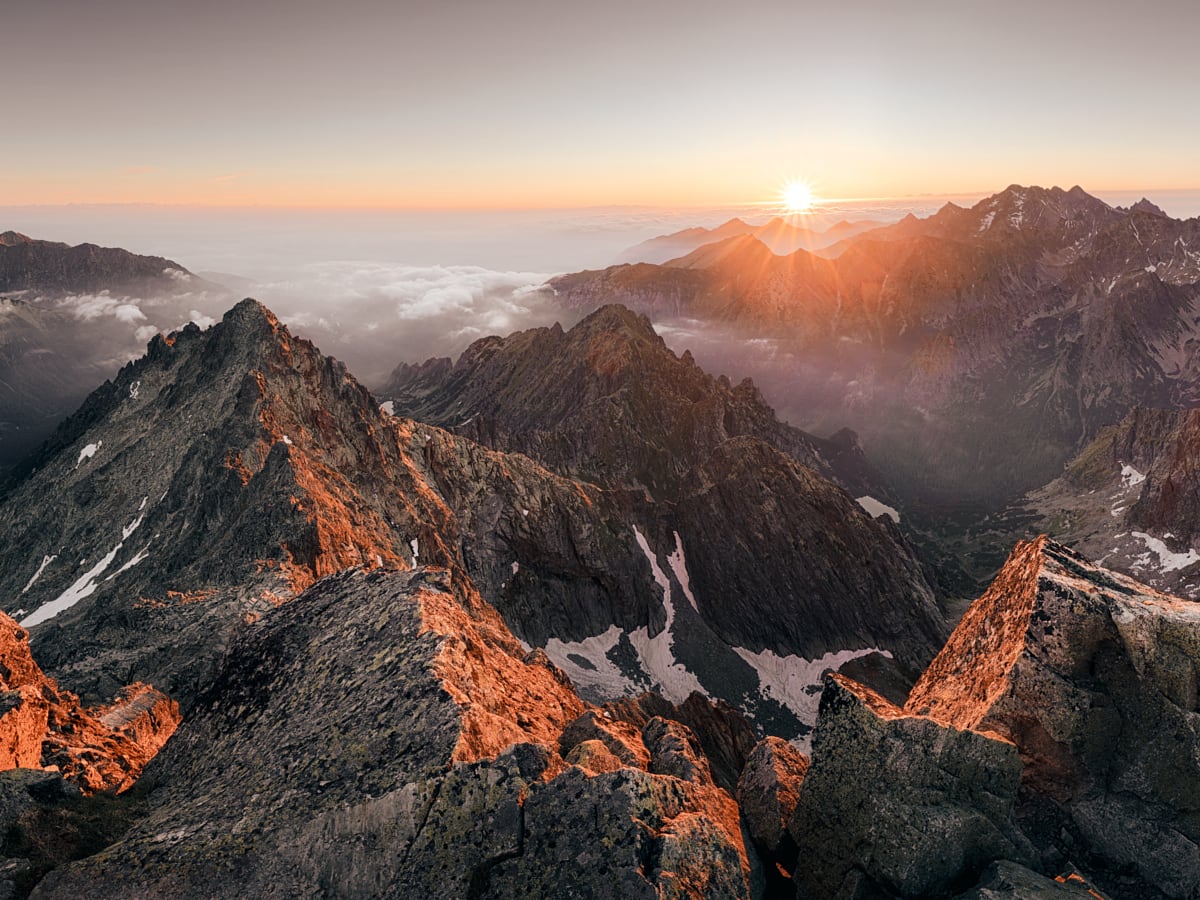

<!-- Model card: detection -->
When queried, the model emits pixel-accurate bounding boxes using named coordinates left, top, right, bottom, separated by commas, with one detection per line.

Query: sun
left=782, top=180, right=816, bottom=213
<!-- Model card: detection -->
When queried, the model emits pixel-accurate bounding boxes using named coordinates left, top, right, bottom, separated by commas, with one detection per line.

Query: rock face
left=736, top=736, right=808, bottom=857
left=1029, top=407, right=1200, bottom=599
left=0, top=233, right=229, bottom=472
left=550, top=186, right=1200, bottom=507
left=382, top=304, right=947, bottom=727
left=788, top=674, right=1030, bottom=899
left=0, top=611, right=179, bottom=794
left=34, top=568, right=750, bottom=899
left=907, top=536, right=1200, bottom=898
left=382, top=303, right=889, bottom=499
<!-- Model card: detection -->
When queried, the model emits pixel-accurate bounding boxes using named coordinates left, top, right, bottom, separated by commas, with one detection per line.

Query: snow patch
left=76, top=442, right=101, bottom=467
left=281, top=435, right=293, bottom=445
left=379, top=400, right=395, bottom=416
left=21, top=555, right=57, bottom=594
left=977, top=211, right=995, bottom=233
left=630, top=527, right=707, bottom=703
left=1131, top=532, right=1200, bottom=573
left=21, top=544, right=123, bottom=628
left=543, top=626, right=640, bottom=697
left=105, top=545, right=152, bottom=581
left=128, top=380, right=140, bottom=400
left=735, top=645, right=893, bottom=734
left=409, top=538, right=419, bottom=565
left=1121, top=464, right=1146, bottom=487
left=665, top=532, right=698, bottom=613
left=856, top=496, right=900, bottom=524
left=122, top=514, right=145, bottom=541
left=511, top=561, right=520, bottom=576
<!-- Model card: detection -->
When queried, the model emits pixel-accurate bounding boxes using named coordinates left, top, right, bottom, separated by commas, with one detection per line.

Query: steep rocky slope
left=1028, top=407, right=1200, bottom=599
left=383, top=304, right=948, bottom=725
left=0, top=301, right=945, bottom=745
left=906, top=536, right=1200, bottom=898
left=0, top=232, right=230, bottom=472
left=550, top=186, right=1200, bottom=508
left=382, top=304, right=887, bottom=498
left=0, top=610, right=178, bottom=794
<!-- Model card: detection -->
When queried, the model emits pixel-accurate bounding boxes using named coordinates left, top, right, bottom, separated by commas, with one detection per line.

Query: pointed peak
left=573, top=303, right=659, bottom=343
left=223, top=297, right=281, bottom=328
left=1130, top=197, right=1168, bottom=217
left=0, top=230, right=33, bottom=246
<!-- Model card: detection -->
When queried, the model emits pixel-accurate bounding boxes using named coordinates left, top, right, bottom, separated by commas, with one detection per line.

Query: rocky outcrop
left=604, top=691, right=757, bottom=794
left=907, top=536, right=1200, bottom=898
left=0, top=611, right=180, bottom=794
left=736, top=736, right=807, bottom=858
left=34, top=568, right=751, bottom=899
left=788, top=674, right=1031, bottom=899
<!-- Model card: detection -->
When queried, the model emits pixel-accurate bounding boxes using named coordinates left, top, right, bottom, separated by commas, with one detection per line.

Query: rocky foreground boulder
left=787, top=674, right=1032, bottom=898
left=907, top=536, right=1200, bottom=898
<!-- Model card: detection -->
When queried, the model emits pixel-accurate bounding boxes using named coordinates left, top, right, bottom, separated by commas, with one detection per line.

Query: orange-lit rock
left=0, top=612, right=180, bottom=794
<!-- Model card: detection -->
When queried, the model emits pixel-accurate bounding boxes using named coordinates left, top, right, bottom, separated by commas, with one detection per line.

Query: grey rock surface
left=789, top=674, right=1031, bottom=899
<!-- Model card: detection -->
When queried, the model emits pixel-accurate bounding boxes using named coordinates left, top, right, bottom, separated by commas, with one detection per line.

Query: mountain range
left=1, top=186, right=1199, bottom=897
left=614, top=216, right=884, bottom=265
left=551, top=185, right=1200, bottom=514
left=0, top=232, right=230, bottom=472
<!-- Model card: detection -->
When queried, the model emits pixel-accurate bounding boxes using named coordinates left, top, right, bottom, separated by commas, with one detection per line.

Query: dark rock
left=789, top=674, right=1031, bottom=899
left=906, top=536, right=1200, bottom=898
left=736, top=736, right=808, bottom=857
left=954, top=860, right=1109, bottom=899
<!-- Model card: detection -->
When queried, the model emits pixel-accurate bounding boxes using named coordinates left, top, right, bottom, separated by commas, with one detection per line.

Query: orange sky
left=5, top=1, right=1198, bottom=209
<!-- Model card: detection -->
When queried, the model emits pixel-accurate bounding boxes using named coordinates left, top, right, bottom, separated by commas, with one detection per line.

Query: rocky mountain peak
left=1130, top=197, right=1169, bottom=217
left=0, top=231, right=33, bottom=246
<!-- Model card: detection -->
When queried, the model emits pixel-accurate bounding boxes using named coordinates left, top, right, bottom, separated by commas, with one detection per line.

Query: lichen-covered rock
left=906, top=536, right=1200, bottom=897
left=954, top=860, right=1109, bottom=899
left=559, top=709, right=651, bottom=769
left=35, top=569, right=749, bottom=898
left=486, top=766, right=748, bottom=900
left=605, top=692, right=757, bottom=794
left=788, top=674, right=1031, bottom=899
left=737, top=736, right=808, bottom=856
left=644, top=716, right=713, bottom=784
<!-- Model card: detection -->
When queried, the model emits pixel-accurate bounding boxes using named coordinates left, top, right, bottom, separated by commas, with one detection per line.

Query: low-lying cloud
left=247, top=261, right=581, bottom=385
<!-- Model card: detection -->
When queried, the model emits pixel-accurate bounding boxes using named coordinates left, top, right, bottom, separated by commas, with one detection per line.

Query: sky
left=5, top=0, right=1199, bottom=208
